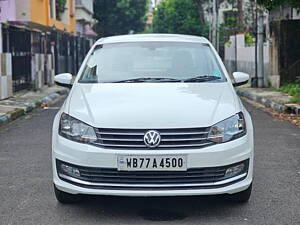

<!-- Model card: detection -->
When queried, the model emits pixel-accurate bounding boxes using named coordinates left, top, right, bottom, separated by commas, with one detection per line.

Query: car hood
left=67, top=83, right=239, bottom=128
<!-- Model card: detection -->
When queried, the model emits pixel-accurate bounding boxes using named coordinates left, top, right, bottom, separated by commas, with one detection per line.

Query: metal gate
left=270, top=20, right=300, bottom=83
left=50, top=31, right=91, bottom=75
left=2, top=26, right=32, bottom=92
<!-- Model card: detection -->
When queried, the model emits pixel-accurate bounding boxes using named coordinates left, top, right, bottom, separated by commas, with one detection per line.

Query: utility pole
left=212, top=0, right=218, bottom=50
left=257, top=11, right=264, bottom=88
left=254, top=2, right=258, bottom=88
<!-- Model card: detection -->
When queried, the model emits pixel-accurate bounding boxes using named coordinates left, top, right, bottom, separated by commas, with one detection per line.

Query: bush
left=245, top=32, right=255, bottom=45
left=279, top=77, right=300, bottom=104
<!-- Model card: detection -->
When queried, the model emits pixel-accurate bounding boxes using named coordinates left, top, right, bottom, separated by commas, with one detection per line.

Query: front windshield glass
left=79, top=42, right=226, bottom=83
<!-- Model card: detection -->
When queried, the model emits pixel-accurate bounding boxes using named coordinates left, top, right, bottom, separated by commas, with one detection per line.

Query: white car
left=52, top=34, right=254, bottom=204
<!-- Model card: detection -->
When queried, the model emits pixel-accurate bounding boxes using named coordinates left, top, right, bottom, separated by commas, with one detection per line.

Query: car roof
left=95, top=34, right=210, bottom=45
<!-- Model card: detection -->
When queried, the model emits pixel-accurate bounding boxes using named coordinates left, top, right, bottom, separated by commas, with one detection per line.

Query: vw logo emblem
left=144, top=130, right=161, bottom=148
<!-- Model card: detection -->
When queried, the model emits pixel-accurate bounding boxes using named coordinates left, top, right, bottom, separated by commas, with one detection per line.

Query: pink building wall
left=0, top=0, right=17, bottom=22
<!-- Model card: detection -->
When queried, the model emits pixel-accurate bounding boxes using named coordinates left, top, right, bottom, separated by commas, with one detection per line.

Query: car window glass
left=79, top=42, right=226, bottom=83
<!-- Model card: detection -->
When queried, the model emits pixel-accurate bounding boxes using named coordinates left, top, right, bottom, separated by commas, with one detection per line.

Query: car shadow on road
left=57, top=195, right=248, bottom=222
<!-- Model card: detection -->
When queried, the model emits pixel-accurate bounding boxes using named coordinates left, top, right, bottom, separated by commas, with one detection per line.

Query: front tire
left=228, top=183, right=252, bottom=203
left=54, top=185, right=81, bottom=204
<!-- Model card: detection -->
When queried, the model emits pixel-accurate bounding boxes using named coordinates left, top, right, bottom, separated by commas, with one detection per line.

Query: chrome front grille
left=93, top=128, right=214, bottom=149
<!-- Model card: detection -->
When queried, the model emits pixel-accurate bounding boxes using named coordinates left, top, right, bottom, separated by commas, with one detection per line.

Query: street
left=0, top=99, right=299, bottom=225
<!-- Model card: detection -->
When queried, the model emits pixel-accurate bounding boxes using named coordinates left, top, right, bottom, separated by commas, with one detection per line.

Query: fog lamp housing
left=57, top=160, right=81, bottom=178
left=224, top=160, right=249, bottom=179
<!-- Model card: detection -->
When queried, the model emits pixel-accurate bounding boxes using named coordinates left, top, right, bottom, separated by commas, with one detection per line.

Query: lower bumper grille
left=56, top=159, right=249, bottom=189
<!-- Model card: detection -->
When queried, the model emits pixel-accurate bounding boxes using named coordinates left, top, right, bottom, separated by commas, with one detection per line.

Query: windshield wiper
left=113, top=77, right=182, bottom=83
left=183, top=75, right=221, bottom=83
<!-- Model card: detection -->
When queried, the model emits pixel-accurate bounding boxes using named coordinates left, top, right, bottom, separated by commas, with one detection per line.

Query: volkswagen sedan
left=52, top=34, right=254, bottom=204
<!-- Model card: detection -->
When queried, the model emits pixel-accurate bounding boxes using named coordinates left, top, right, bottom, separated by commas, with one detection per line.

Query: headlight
left=208, top=112, right=246, bottom=143
left=59, top=113, right=97, bottom=143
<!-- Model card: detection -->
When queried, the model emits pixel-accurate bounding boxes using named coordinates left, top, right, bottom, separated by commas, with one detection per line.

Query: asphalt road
left=0, top=98, right=299, bottom=225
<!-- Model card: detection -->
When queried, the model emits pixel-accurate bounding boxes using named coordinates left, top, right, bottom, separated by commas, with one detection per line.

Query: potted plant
left=56, top=0, right=67, bottom=20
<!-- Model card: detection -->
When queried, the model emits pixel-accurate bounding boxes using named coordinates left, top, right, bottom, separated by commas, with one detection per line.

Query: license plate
left=117, top=155, right=187, bottom=171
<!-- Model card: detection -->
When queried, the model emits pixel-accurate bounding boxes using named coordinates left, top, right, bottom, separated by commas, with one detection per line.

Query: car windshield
left=79, top=42, right=226, bottom=83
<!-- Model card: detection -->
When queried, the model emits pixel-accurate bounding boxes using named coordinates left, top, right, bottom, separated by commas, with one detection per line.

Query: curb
left=236, top=89, right=300, bottom=115
left=0, top=89, right=68, bottom=127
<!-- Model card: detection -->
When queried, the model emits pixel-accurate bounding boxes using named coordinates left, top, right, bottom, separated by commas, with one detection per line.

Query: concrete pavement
left=0, top=86, right=68, bottom=127
left=0, top=99, right=299, bottom=225
left=237, top=86, right=300, bottom=115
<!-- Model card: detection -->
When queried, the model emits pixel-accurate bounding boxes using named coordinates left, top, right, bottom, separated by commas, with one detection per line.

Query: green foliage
left=257, top=0, right=300, bottom=10
left=279, top=77, right=300, bottom=103
left=290, top=95, right=300, bottom=104
left=56, top=0, right=67, bottom=20
left=280, top=83, right=300, bottom=96
left=245, top=32, right=255, bottom=45
left=2, top=22, right=10, bottom=29
left=56, top=0, right=66, bottom=9
left=93, top=0, right=148, bottom=37
left=218, top=11, right=243, bottom=47
left=152, top=0, right=208, bottom=37
left=143, top=26, right=153, bottom=34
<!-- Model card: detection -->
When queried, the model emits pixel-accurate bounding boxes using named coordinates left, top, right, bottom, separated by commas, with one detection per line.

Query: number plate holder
left=117, top=155, right=187, bottom=171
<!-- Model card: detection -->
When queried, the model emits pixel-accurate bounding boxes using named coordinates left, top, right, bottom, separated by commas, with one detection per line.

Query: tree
left=152, top=0, right=208, bottom=37
left=237, top=0, right=244, bottom=24
left=218, top=0, right=245, bottom=28
left=93, top=0, right=148, bottom=37
left=257, top=0, right=300, bottom=10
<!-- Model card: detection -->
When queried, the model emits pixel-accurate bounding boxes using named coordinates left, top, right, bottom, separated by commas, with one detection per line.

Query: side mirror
left=232, top=72, right=249, bottom=87
left=54, top=73, right=73, bottom=88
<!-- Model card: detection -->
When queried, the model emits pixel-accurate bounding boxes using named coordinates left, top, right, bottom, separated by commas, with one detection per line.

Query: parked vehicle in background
left=52, top=34, right=254, bottom=204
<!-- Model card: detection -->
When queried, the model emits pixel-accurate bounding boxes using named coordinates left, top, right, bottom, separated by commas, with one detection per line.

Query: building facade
left=75, top=0, right=96, bottom=38
left=0, top=0, right=93, bottom=98
left=0, top=0, right=76, bottom=32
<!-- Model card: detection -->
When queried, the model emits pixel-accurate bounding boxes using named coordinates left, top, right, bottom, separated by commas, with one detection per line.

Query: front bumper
left=54, top=175, right=252, bottom=197
left=52, top=130, right=254, bottom=196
